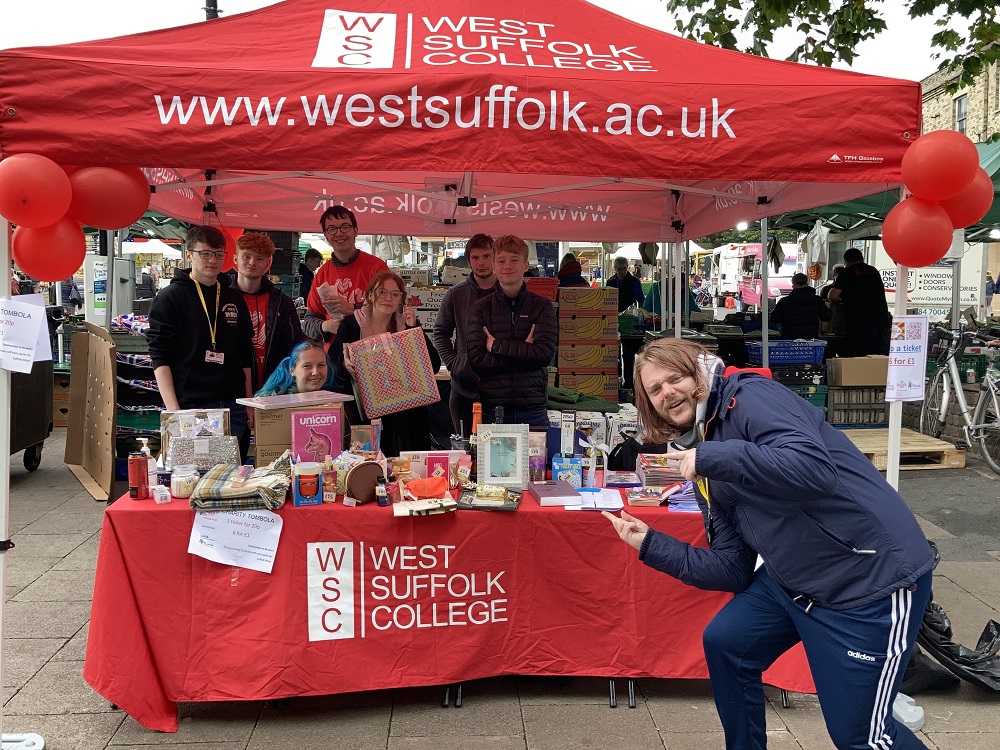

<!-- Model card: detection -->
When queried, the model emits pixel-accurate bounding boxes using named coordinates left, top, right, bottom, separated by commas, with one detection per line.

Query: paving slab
left=2, top=638, right=65, bottom=689
left=926, top=733, right=1000, bottom=750
left=53, top=531, right=102, bottom=571
left=4, top=660, right=112, bottom=715
left=111, top=700, right=263, bottom=745
left=0, top=712, right=124, bottom=750
left=521, top=703, right=663, bottom=750
left=5, top=556, right=62, bottom=598
left=516, top=676, right=616, bottom=705
left=250, top=697, right=389, bottom=750
left=4, top=599, right=91, bottom=639
left=935, top=560, right=1000, bottom=611
left=12, top=566, right=95, bottom=602
left=9, top=533, right=93, bottom=559
left=389, top=737, right=527, bottom=750
left=391, top=679, right=523, bottom=737
left=51, top=621, right=90, bottom=661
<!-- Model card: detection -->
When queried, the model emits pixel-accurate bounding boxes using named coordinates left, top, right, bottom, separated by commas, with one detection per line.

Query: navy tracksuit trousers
left=704, top=567, right=932, bottom=750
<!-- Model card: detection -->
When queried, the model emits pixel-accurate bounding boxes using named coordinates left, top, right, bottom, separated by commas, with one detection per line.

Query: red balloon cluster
left=885, top=131, right=994, bottom=268
left=0, top=154, right=151, bottom=282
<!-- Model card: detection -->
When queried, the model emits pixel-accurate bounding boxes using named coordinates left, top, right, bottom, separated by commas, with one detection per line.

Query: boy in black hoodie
left=147, top=225, right=254, bottom=446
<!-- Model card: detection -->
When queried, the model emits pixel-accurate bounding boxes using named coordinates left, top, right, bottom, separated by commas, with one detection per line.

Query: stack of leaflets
left=625, top=482, right=686, bottom=507
left=636, top=454, right=684, bottom=486
left=392, top=497, right=457, bottom=517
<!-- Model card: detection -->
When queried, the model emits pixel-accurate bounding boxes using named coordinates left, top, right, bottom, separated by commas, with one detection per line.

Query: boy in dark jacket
left=604, top=338, right=933, bottom=750
left=467, top=235, right=557, bottom=427
left=432, top=233, right=496, bottom=437
left=770, top=272, right=832, bottom=339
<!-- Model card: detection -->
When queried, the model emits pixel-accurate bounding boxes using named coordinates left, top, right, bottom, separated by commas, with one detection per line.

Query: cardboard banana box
left=557, top=343, right=620, bottom=370
left=558, top=314, right=619, bottom=342
left=558, top=287, right=619, bottom=314
left=557, top=369, right=619, bottom=401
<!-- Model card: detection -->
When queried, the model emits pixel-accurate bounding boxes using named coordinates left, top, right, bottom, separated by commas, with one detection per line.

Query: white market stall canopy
left=0, top=0, right=921, bottom=240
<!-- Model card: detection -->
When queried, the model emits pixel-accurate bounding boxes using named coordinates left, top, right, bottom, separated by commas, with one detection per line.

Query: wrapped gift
left=345, top=327, right=441, bottom=418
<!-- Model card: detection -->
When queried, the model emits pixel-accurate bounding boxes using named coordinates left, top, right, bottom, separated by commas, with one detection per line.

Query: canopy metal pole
left=659, top=242, right=667, bottom=332
left=760, top=217, right=770, bottom=369
left=673, top=242, right=682, bottom=338
left=205, top=1, right=220, bottom=20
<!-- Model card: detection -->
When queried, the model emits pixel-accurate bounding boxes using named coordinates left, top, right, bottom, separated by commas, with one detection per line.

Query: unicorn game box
left=291, top=408, right=343, bottom=463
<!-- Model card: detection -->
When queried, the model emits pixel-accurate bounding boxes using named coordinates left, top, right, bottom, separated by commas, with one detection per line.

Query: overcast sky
left=0, top=0, right=945, bottom=82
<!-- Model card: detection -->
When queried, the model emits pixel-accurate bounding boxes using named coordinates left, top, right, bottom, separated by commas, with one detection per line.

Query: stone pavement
left=3, top=429, right=999, bottom=750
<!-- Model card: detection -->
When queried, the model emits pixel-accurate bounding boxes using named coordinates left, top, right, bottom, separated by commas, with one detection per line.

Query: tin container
left=966, top=368, right=976, bottom=384
left=128, top=452, right=150, bottom=499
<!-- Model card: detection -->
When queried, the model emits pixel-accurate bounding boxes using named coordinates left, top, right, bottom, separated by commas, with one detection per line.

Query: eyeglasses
left=193, top=250, right=227, bottom=260
left=376, top=290, right=404, bottom=301
left=323, top=223, right=355, bottom=236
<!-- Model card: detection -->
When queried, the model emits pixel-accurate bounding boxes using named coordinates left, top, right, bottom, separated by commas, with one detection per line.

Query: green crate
left=927, top=354, right=986, bottom=382
left=788, top=384, right=829, bottom=397
left=618, top=316, right=637, bottom=335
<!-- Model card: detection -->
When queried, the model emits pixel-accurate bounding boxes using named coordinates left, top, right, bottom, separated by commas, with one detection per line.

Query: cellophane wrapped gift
left=165, top=435, right=240, bottom=471
left=345, top=327, right=441, bottom=418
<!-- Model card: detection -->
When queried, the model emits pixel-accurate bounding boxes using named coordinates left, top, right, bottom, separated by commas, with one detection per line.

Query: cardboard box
left=558, top=314, right=619, bottom=342
left=575, top=411, right=608, bottom=447
left=557, top=370, right=619, bottom=401
left=255, top=403, right=345, bottom=448
left=827, top=356, right=890, bottom=386
left=64, top=324, right=116, bottom=501
left=557, top=342, right=619, bottom=370
left=396, top=267, right=432, bottom=286
left=557, top=287, right=618, bottom=314
left=441, top=266, right=470, bottom=284
left=607, top=408, right=639, bottom=448
left=254, top=443, right=289, bottom=467
left=404, top=286, right=449, bottom=308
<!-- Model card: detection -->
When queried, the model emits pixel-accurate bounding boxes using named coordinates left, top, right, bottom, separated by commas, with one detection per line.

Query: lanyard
left=193, top=281, right=221, bottom=350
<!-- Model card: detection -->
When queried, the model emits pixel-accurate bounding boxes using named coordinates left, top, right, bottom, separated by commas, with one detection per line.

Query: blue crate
left=746, top=339, right=827, bottom=365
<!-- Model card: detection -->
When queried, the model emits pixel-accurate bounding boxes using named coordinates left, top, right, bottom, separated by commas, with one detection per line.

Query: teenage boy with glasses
left=303, top=206, right=388, bottom=347
left=147, top=225, right=255, bottom=455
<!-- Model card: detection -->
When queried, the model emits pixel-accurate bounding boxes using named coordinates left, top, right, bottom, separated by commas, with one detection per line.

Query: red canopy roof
left=0, top=0, right=921, bottom=239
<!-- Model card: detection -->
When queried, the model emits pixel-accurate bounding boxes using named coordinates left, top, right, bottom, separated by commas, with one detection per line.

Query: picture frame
left=475, top=423, right=530, bottom=488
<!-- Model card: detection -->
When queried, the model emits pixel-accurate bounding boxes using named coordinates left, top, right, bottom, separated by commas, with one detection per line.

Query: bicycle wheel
left=919, top=369, right=948, bottom=439
left=973, top=387, right=1000, bottom=474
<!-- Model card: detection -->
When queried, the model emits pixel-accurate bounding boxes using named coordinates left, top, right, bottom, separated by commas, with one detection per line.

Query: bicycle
left=919, top=325, right=1000, bottom=474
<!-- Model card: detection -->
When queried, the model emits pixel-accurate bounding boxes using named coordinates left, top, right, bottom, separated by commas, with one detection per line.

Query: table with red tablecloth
left=83, top=494, right=814, bottom=732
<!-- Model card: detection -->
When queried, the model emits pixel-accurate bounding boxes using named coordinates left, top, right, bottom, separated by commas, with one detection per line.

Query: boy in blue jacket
left=604, top=338, right=933, bottom=750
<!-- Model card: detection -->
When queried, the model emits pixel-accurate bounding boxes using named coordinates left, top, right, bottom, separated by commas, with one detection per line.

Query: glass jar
left=170, top=465, right=199, bottom=499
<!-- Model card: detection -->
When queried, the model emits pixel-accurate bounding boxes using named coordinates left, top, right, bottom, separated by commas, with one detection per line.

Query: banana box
left=558, top=314, right=618, bottom=342
left=557, top=370, right=619, bottom=401
left=558, top=287, right=618, bottom=314
left=557, top=343, right=619, bottom=370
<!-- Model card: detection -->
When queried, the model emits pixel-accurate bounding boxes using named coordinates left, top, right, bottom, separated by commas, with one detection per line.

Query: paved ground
left=3, top=428, right=999, bottom=750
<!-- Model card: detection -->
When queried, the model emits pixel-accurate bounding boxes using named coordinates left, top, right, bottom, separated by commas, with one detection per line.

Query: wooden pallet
left=841, top=428, right=965, bottom=471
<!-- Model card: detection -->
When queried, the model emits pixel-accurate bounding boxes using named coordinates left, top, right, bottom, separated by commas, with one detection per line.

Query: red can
left=128, top=452, right=150, bottom=499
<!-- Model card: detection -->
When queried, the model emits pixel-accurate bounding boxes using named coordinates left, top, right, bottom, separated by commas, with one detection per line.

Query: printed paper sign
left=188, top=509, right=283, bottom=574
left=886, top=315, right=929, bottom=402
left=0, top=297, right=45, bottom=373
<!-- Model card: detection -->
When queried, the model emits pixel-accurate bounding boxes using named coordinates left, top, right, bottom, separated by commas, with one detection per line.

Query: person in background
left=985, top=272, right=995, bottom=317
left=467, top=234, right=557, bottom=427
left=256, top=341, right=337, bottom=396
left=557, top=259, right=589, bottom=287
left=433, top=233, right=496, bottom=437
left=818, top=265, right=843, bottom=300
left=298, top=247, right=323, bottom=303
left=770, top=272, right=833, bottom=339
left=135, top=265, right=156, bottom=300
left=558, top=252, right=577, bottom=272
left=642, top=276, right=700, bottom=321
left=828, top=247, right=890, bottom=356
left=606, top=256, right=645, bottom=311
left=329, top=270, right=440, bottom=457
left=603, top=338, right=933, bottom=750
left=61, top=276, right=83, bottom=312
left=303, top=206, right=388, bottom=347
left=147, top=225, right=254, bottom=457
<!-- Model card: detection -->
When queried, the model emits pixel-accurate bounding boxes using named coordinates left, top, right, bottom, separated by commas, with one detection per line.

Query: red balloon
left=937, top=167, right=994, bottom=228
left=882, top=198, right=954, bottom=268
left=68, top=166, right=150, bottom=229
left=901, top=130, right=980, bottom=202
left=0, top=154, right=73, bottom=228
left=11, top=217, right=87, bottom=282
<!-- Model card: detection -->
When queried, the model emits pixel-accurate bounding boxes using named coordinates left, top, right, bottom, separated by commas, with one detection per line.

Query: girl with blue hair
left=256, top=341, right=337, bottom=396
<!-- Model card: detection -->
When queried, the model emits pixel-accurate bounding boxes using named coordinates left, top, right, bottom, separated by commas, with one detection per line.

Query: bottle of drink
left=493, top=405, right=505, bottom=424
left=470, top=402, right=482, bottom=483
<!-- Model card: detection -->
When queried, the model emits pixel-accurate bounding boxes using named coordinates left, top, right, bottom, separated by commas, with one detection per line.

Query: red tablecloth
left=83, top=495, right=814, bottom=732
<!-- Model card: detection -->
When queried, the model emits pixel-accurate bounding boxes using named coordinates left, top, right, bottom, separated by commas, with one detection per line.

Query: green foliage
left=666, top=0, right=999, bottom=91
left=695, top=228, right=799, bottom=247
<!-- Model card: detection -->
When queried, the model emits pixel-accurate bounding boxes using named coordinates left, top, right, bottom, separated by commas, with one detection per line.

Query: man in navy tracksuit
left=605, top=338, right=933, bottom=750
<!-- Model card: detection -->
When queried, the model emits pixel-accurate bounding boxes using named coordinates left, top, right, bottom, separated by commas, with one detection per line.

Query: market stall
left=84, top=493, right=813, bottom=732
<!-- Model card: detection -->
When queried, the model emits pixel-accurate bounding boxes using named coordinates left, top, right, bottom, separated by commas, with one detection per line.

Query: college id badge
left=205, top=350, right=225, bottom=364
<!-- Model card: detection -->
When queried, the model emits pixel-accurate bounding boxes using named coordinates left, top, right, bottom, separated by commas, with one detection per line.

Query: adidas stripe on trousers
left=703, top=567, right=932, bottom=750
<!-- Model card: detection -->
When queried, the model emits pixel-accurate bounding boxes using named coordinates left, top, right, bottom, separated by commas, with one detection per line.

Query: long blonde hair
left=634, top=338, right=710, bottom=442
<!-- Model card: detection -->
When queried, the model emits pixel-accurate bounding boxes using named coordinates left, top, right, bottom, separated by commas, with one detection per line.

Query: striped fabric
left=189, top=454, right=292, bottom=511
